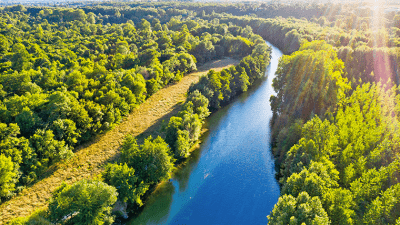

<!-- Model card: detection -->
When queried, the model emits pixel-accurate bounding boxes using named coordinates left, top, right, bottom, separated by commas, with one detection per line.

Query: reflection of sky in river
left=129, top=41, right=282, bottom=225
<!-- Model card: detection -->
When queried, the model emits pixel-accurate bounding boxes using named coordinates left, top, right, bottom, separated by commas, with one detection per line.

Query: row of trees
left=270, top=40, right=350, bottom=162
left=99, top=90, right=212, bottom=217
left=189, top=42, right=271, bottom=110
left=26, top=1, right=387, bottom=30
left=268, top=40, right=400, bottom=224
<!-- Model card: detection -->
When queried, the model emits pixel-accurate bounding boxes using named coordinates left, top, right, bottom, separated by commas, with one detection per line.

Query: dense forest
left=0, top=3, right=272, bottom=224
left=1, top=1, right=400, bottom=224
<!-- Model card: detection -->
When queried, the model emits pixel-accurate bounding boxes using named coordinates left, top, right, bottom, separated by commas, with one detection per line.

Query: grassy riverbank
left=0, top=58, right=239, bottom=224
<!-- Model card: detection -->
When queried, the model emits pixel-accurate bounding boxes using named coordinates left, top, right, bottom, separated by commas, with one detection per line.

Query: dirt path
left=0, top=58, right=239, bottom=224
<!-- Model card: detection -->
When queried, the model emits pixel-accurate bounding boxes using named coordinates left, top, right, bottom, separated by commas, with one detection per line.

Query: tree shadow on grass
left=34, top=102, right=184, bottom=187
left=97, top=102, right=184, bottom=170
left=30, top=58, right=240, bottom=185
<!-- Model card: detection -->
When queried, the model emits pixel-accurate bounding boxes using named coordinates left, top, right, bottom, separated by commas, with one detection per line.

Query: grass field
left=0, top=57, right=239, bottom=224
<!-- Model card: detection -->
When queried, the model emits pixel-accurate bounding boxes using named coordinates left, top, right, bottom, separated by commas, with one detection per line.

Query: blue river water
left=128, top=41, right=282, bottom=225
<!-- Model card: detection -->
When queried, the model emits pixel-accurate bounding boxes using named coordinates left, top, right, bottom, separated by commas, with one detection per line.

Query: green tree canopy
left=267, top=192, right=330, bottom=225
left=48, top=180, right=118, bottom=225
left=0, top=154, right=17, bottom=202
left=121, top=135, right=174, bottom=184
left=103, top=163, right=149, bottom=207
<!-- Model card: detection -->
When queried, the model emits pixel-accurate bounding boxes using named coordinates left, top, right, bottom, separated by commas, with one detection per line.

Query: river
left=127, top=41, right=282, bottom=225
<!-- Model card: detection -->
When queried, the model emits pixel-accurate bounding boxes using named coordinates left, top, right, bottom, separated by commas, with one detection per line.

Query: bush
left=0, top=154, right=17, bottom=202
left=103, top=163, right=149, bottom=207
left=121, top=135, right=174, bottom=184
left=48, top=180, right=118, bottom=225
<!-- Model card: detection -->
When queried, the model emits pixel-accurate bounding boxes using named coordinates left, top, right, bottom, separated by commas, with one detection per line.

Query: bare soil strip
left=0, top=58, right=239, bottom=224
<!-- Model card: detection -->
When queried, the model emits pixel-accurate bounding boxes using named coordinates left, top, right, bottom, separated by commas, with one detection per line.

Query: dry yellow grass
left=0, top=57, right=239, bottom=224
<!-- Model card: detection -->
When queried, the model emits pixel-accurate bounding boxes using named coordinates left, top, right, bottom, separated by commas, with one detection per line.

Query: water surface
left=128, top=41, right=282, bottom=225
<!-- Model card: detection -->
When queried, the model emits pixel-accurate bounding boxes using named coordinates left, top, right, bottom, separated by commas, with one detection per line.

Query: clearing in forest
left=0, top=57, right=239, bottom=224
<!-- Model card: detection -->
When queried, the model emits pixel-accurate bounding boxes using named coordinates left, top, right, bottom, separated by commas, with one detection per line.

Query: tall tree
left=48, top=180, right=118, bottom=225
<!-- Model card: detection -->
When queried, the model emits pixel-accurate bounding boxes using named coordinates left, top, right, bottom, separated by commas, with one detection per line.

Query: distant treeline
left=205, top=13, right=400, bottom=90
left=26, top=0, right=400, bottom=90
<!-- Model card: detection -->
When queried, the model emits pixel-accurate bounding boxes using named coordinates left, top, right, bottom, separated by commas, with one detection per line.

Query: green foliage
left=15, top=107, right=42, bottom=137
left=9, top=209, right=52, bottom=225
left=165, top=116, right=183, bottom=151
left=272, top=61, right=400, bottom=224
left=51, top=119, right=80, bottom=146
left=0, top=7, right=268, bottom=195
left=282, top=161, right=339, bottom=198
left=187, top=90, right=210, bottom=120
left=48, top=180, right=118, bottom=225
left=3, top=4, right=364, bottom=224
left=273, top=118, right=303, bottom=163
left=181, top=111, right=202, bottom=142
left=267, top=192, right=330, bottom=225
left=279, top=117, right=336, bottom=182
left=0, top=154, right=17, bottom=202
left=0, top=123, right=32, bottom=165
left=175, top=130, right=191, bottom=158
left=323, top=188, right=355, bottom=225
left=121, top=135, right=174, bottom=184
left=190, top=39, right=215, bottom=64
left=30, top=129, right=73, bottom=170
left=103, top=163, right=149, bottom=207
left=164, top=92, right=211, bottom=159
left=363, top=183, right=400, bottom=225
left=189, top=42, right=271, bottom=110
left=350, top=161, right=400, bottom=218
left=271, top=41, right=349, bottom=144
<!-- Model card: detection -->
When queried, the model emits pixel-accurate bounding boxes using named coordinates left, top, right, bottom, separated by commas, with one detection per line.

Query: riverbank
left=0, top=58, right=239, bottom=224
left=126, top=41, right=281, bottom=224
